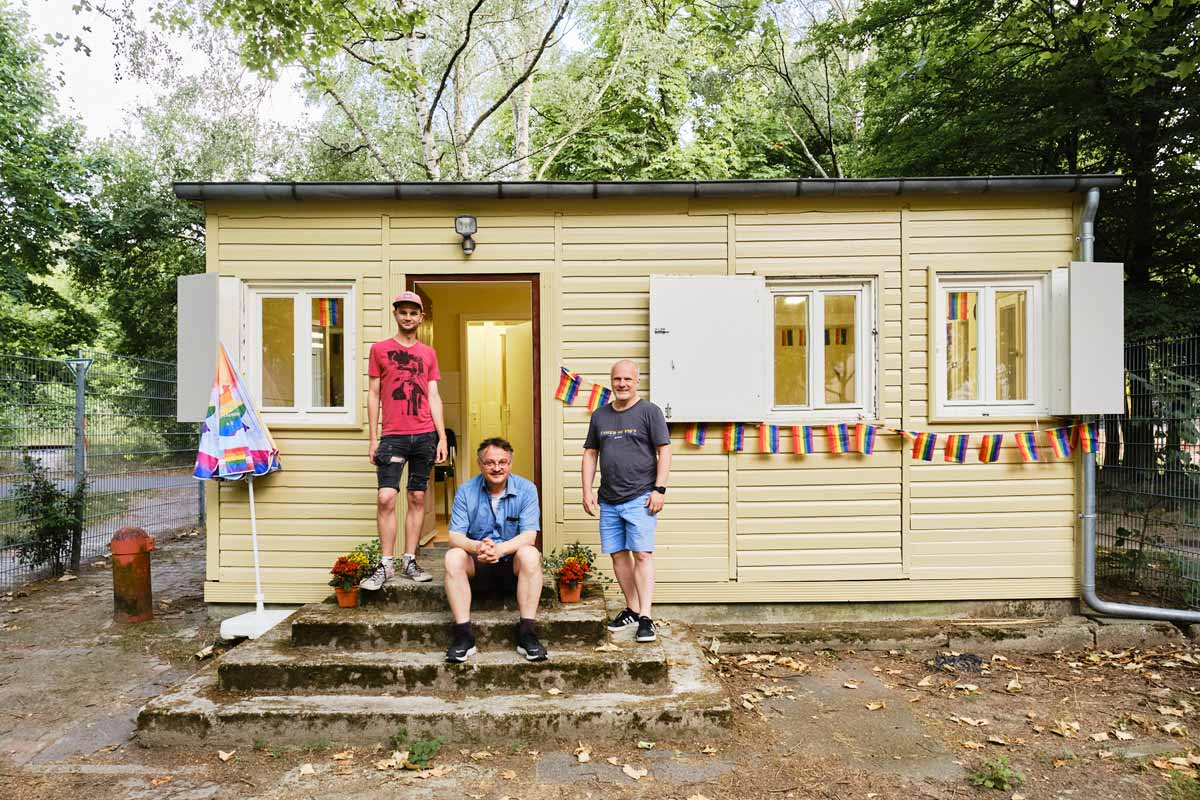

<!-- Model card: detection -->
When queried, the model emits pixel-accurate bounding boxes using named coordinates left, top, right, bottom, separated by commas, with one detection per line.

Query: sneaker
left=446, top=630, right=477, bottom=663
left=635, top=616, right=657, bottom=643
left=358, top=562, right=394, bottom=591
left=607, top=607, right=640, bottom=632
left=399, top=555, right=433, bottom=583
left=516, top=629, right=549, bottom=662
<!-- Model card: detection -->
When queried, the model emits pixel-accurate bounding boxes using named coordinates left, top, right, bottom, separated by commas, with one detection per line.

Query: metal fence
left=1096, top=334, right=1200, bottom=609
left=0, top=351, right=201, bottom=589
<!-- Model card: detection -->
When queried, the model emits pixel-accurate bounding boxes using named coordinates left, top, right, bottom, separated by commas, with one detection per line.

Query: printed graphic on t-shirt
left=387, top=347, right=428, bottom=418
left=369, top=340, right=441, bottom=436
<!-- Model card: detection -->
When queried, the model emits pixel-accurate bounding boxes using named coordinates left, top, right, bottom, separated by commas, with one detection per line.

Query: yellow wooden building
left=173, top=176, right=1124, bottom=606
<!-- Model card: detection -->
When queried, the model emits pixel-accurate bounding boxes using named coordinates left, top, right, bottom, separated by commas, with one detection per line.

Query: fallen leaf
left=688, top=795, right=711, bottom=800
left=701, top=745, right=718, bottom=755
left=986, top=736, right=1008, bottom=746
left=622, top=763, right=648, bottom=781
left=843, top=682, right=859, bottom=689
left=1089, top=732, right=1110, bottom=742
left=150, top=777, right=172, bottom=787
left=955, top=683, right=980, bottom=693
left=7, top=608, right=23, bottom=614
left=299, top=763, right=315, bottom=776
left=708, top=637, right=720, bottom=654
left=1162, top=721, right=1189, bottom=737
left=1098, top=750, right=1115, bottom=759
left=546, top=688, right=563, bottom=696
left=57, top=574, right=77, bottom=582
left=470, top=751, right=492, bottom=760
left=218, top=750, right=235, bottom=762
left=607, top=757, right=621, bottom=765
left=575, top=742, right=591, bottom=763
left=1158, top=706, right=1185, bottom=718
left=866, top=702, right=886, bottom=711
left=636, top=740, right=655, bottom=750
left=194, top=645, right=214, bottom=660
left=1006, top=676, right=1023, bottom=693
left=594, top=643, right=622, bottom=652
left=961, top=741, right=985, bottom=750
left=332, top=750, right=354, bottom=761
left=1051, top=720, right=1080, bottom=738
left=501, top=770, right=516, bottom=780
left=1114, top=730, right=1135, bottom=741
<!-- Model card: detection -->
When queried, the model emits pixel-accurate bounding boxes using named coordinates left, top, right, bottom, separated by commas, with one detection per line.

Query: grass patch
left=1166, top=772, right=1200, bottom=800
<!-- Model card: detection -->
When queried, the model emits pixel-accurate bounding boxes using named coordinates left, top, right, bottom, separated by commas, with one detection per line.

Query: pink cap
left=392, top=291, right=423, bottom=310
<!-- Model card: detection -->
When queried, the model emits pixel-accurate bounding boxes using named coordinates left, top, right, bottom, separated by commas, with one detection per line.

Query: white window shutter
left=176, top=273, right=220, bottom=422
left=649, top=275, right=768, bottom=422
left=1068, top=261, right=1124, bottom=414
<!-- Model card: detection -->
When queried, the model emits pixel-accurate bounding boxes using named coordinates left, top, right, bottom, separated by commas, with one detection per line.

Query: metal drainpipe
left=1078, top=187, right=1200, bottom=624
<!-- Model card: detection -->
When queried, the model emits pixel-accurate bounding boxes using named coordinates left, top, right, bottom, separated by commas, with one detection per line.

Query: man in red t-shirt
left=359, top=291, right=449, bottom=589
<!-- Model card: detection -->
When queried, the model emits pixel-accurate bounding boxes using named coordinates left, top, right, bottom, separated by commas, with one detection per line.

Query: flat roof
left=174, top=175, right=1123, bottom=203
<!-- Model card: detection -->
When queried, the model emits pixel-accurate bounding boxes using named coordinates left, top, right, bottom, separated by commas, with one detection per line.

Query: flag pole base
left=220, top=607, right=293, bottom=640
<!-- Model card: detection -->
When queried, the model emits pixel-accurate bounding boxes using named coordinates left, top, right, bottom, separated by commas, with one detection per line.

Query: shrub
left=12, top=453, right=85, bottom=574
left=968, top=757, right=1024, bottom=791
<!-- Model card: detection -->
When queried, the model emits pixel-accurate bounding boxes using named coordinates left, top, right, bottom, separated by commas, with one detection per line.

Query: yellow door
left=503, top=321, right=534, bottom=479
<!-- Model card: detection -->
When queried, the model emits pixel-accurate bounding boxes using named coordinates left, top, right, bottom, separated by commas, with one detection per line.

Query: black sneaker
left=516, top=629, right=549, bottom=662
left=607, top=607, right=640, bottom=632
left=446, top=630, right=477, bottom=663
left=635, top=616, right=657, bottom=643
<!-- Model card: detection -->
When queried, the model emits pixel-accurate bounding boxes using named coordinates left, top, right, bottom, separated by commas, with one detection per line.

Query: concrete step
left=292, top=597, right=609, bottom=649
left=138, top=633, right=731, bottom=747
left=219, top=627, right=669, bottom=694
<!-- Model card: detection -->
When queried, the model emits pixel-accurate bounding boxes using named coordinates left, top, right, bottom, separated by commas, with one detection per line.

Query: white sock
left=382, top=556, right=394, bottom=567
left=402, top=552, right=415, bottom=562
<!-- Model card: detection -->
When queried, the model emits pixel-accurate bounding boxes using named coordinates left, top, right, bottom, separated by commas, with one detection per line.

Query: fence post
left=65, top=355, right=93, bottom=574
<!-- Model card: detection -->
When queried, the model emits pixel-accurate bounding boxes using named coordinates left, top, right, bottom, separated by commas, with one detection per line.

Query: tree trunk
left=402, top=0, right=440, bottom=180
left=514, top=75, right=533, bottom=180
left=453, top=58, right=470, bottom=179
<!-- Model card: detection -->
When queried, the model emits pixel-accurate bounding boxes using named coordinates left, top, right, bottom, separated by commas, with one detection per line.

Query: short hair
left=610, top=359, right=640, bottom=379
left=476, top=437, right=514, bottom=458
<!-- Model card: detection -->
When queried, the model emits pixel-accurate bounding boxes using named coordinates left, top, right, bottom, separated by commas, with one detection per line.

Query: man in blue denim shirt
left=443, top=437, right=546, bottom=663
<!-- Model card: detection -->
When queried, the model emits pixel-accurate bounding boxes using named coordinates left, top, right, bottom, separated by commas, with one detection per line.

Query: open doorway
left=409, top=276, right=540, bottom=544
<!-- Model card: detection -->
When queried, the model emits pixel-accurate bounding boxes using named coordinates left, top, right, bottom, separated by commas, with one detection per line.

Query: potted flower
left=329, top=551, right=369, bottom=607
left=544, top=542, right=598, bottom=604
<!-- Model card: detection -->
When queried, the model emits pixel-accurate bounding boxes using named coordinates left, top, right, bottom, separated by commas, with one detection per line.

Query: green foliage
left=388, top=727, right=409, bottom=751
left=352, top=538, right=383, bottom=568
left=406, top=736, right=442, bottom=767
left=968, top=757, right=1024, bottom=791
left=10, top=453, right=85, bottom=574
left=1166, top=771, right=1200, bottom=800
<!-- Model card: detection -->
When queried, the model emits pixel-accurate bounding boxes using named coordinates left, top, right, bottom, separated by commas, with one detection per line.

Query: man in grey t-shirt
left=582, top=359, right=671, bottom=643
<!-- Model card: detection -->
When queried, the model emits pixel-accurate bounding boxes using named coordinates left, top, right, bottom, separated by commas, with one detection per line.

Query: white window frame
left=243, top=281, right=357, bottom=426
left=766, top=278, right=876, bottom=424
left=934, top=273, right=1050, bottom=419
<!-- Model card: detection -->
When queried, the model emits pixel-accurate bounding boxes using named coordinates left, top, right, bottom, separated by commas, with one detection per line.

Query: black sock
left=518, top=617, right=535, bottom=636
left=453, top=621, right=472, bottom=639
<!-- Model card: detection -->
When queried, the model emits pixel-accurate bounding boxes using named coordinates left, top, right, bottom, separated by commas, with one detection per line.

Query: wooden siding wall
left=204, top=196, right=1081, bottom=605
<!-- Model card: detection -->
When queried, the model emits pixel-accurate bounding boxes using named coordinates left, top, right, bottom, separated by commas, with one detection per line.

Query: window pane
left=311, top=297, right=345, bottom=407
left=995, top=290, right=1028, bottom=400
left=262, top=297, right=295, bottom=407
left=824, top=295, right=856, bottom=404
left=773, top=295, right=808, bottom=406
left=945, top=291, right=978, bottom=401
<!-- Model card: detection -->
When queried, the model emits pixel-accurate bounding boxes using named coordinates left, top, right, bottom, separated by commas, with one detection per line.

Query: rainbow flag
left=978, top=434, right=1002, bottom=463
left=315, top=297, right=340, bottom=327
left=912, top=432, right=937, bottom=461
left=759, top=424, right=780, bottom=454
left=944, top=433, right=969, bottom=463
left=828, top=423, right=850, bottom=454
left=723, top=423, right=745, bottom=453
left=1015, top=431, right=1040, bottom=463
left=1076, top=421, right=1099, bottom=454
left=792, top=425, right=814, bottom=455
left=853, top=423, right=877, bottom=455
left=1047, top=427, right=1072, bottom=458
left=554, top=368, right=582, bottom=404
left=587, top=385, right=611, bottom=413
left=223, top=446, right=250, bottom=473
left=685, top=422, right=706, bottom=447
left=947, top=292, right=970, bottom=321
left=824, top=327, right=849, bottom=345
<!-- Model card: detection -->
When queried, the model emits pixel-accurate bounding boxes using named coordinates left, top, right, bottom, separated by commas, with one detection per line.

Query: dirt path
left=3, top=533, right=1200, bottom=799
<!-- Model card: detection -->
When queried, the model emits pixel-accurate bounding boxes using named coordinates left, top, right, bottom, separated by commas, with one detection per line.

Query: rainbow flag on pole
left=1046, top=427, right=1072, bottom=458
left=828, top=423, right=850, bottom=454
left=554, top=368, right=582, bottom=404
left=853, top=423, right=877, bottom=455
left=1076, top=421, right=1099, bottom=454
left=759, top=424, right=780, bottom=454
left=723, top=423, right=745, bottom=453
left=944, top=433, right=969, bottom=463
left=1015, top=431, right=1040, bottom=462
left=978, top=434, right=1002, bottom=463
left=792, top=425, right=814, bottom=455
left=912, top=432, right=937, bottom=461
left=685, top=422, right=706, bottom=447
left=586, top=384, right=611, bottom=413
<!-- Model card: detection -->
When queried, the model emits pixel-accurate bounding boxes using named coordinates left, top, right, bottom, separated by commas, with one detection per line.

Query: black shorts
left=374, top=431, right=438, bottom=492
left=470, top=554, right=518, bottom=596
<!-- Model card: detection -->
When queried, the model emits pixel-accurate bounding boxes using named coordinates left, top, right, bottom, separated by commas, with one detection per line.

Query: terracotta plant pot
left=334, top=586, right=359, bottom=608
left=557, top=579, right=582, bottom=604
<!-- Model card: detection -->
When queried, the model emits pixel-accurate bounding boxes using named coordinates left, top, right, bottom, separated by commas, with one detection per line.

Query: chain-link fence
left=1096, top=335, right=1200, bottom=609
left=0, top=351, right=201, bottom=590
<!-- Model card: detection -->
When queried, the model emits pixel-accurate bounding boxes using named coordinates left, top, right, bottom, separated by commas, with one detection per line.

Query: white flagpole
left=248, top=475, right=265, bottom=616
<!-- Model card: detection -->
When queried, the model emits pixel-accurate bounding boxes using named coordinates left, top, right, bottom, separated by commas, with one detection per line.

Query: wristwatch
left=653, top=485, right=667, bottom=495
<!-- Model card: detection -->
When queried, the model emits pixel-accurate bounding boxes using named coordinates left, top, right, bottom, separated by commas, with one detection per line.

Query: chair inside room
left=434, top=428, right=458, bottom=520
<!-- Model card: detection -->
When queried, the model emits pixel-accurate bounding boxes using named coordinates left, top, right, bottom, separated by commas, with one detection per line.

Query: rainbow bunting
left=554, top=368, right=582, bottom=404
left=723, top=423, right=745, bottom=453
left=978, top=434, right=1002, bottom=463
left=759, top=424, right=780, bottom=454
left=1014, top=431, right=1040, bottom=463
left=1076, top=421, right=1099, bottom=454
left=853, top=423, right=877, bottom=455
left=827, top=423, right=850, bottom=454
left=1047, top=427, right=1072, bottom=459
left=944, top=433, right=969, bottom=463
left=685, top=422, right=706, bottom=447
left=823, top=327, right=849, bottom=346
left=587, top=385, right=611, bottom=413
left=947, top=292, right=970, bottom=321
left=912, top=432, right=937, bottom=461
left=792, top=425, right=814, bottom=455
left=779, top=328, right=794, bottom=347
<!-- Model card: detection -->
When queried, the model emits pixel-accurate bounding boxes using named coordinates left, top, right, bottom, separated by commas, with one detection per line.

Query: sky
left=23, top=0, right=310, bottom=139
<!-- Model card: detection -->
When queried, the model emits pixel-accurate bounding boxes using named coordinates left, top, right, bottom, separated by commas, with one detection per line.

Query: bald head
left=609, top=359, right=640, bottom=407
left=610, top=359, right=640, bottom=381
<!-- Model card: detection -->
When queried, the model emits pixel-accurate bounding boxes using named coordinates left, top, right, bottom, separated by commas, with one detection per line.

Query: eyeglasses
left=480, top=460, right=511, bottom=469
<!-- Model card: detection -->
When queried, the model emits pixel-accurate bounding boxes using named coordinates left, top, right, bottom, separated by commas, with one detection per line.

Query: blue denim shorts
left=599, top=493, right=657, bottom=554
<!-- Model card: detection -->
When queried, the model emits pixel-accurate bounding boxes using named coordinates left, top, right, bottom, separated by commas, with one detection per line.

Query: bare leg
left=444, top=548, right=475, bottom=624
left=376, top=488, right=398, bottom=557
left=610, top=550, right=642, bottom=615
left=513, top=545, right=543, bottom=620
left=632, top=551, right=655, bottom=619
left=404, top=489, right=426, bottom=555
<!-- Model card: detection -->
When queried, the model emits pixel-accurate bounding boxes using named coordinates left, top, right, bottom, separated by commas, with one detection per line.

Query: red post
left=110, top=527, right=155, bottom=623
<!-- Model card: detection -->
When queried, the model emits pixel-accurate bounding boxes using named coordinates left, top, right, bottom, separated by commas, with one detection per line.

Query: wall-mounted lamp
left=455, top=214, right=477, bottom=255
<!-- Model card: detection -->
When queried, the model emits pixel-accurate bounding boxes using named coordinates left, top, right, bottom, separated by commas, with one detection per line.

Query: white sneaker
left=400, top=556, right=433, bottom=583
left=359, top=562, right=394, bottom=591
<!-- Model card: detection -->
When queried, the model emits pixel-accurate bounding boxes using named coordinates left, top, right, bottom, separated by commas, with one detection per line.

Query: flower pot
left=334, top=586, right=359, bottom=608
left=557, top=579, right=582, bottom=604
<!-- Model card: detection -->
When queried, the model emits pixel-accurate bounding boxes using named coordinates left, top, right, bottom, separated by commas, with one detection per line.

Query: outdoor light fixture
left=455, top=214, right=477, bottom=255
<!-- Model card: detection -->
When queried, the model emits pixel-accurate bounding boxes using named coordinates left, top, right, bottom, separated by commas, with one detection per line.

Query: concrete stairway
left=138, top=553, right=731, bottom=746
